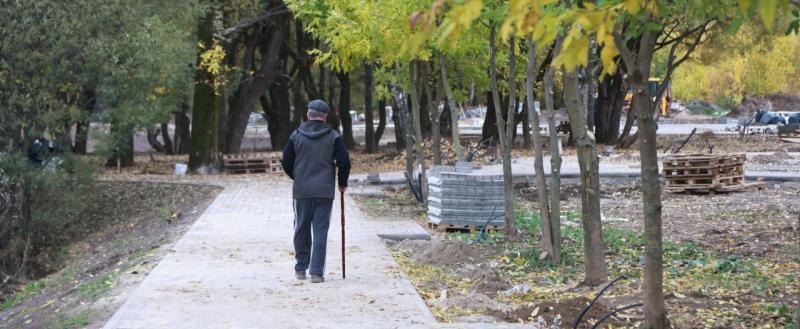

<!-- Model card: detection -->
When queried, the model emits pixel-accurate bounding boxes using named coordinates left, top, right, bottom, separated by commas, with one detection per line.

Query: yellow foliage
left=550, top=4, right=622, bottom=75
left=437, top=0, right=484, bottom=48
left=672, top=35, right=800, bottom=103
left=501, top=0, right=556, bottom=38
left=197, top=40, right=229, bottom=93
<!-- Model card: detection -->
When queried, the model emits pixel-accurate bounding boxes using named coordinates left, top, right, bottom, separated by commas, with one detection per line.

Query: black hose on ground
left=574, top=276, right=626, bottom=329
left=590, top=303, right=643, bottom=329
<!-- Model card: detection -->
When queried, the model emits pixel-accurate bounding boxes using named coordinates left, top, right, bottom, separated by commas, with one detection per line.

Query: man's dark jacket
left=281, top=121, right=351, bottom=199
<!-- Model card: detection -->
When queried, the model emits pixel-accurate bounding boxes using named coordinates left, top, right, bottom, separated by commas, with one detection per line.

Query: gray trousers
left=293, top=198, right=333, bottom=276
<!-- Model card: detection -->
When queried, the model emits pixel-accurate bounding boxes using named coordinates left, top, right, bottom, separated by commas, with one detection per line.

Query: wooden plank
left=227, top=168, right=269, bottom=174
left=662, top=155, right=746, bottom=169
left=663, top=165, right=743, bottom=177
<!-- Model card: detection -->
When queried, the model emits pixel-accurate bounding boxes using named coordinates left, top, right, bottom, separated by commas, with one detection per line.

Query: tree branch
left=219, top=7, right=290, bottom=37
left=654, top=20, right=711, bottom=103
left=613, top=30, right=636, bottom=73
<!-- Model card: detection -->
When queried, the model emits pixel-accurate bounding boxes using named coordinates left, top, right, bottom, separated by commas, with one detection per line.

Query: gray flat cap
left=308, top=99, right=330, bottom=114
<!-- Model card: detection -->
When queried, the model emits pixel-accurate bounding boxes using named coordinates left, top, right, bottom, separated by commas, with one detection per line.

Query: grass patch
left=54, top=310, right=92, bottom=329
left=499, top=207, right=800, bottom=326
left=0, top=280, right=46, bottom=311
left=78, top=272, right=116, bottom=300
left=158, top=205, right=177, bottom=223
left=357, top=197, right=388, bottom=216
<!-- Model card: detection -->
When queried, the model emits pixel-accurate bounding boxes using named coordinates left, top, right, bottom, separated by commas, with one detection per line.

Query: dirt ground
left=0, top=181, right=220, bottom=329
left=354, top=176, right=800, bottom=327
left=572, top=180, right=797, bottom=262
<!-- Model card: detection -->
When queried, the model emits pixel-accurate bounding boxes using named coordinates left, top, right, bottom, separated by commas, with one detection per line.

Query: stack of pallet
left=223, top=153, right=282, bottom=174
left=662, top=153, right=764, bottom=193
left=427, top=165, right=505, bottom=232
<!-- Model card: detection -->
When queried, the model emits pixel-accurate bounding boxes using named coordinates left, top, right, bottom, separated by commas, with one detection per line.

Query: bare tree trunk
left=173, top=102, right=191, bottom=154
left=188, top=8, right=219, bottom=173
left=397, top=91, right=415, bottom=179
left=440, top=55, right=463, bottom=161
left=327, top=72, right=340, bottom=132
left=161, top=123, right=174, bottom=154
left=291, top=65, right=308, bottom=126
left=364, top=62, right=377, bottom=153
left=423, top=62, right=442, bottom=165
left=489, top=29, right=518, bottom=241
left=147, top=126, right=166, bottom=153
left=483, top=91, right=499, bottom=146
left=618, top=104, right=637, bottom=147
left=409, top=63, right=428, bottom=203
left=265, top=78, right=294, bottom=150
left=563, top=67, right=607, bottom=286
left=337, top=71, right=356, bottom=149
left=545, top=61, right=562, bottom=264
left=375, top=98, right=387, bottom=145
left=585, top=38, right=598, bottom=132
left=72, top=89, right=94, bottom=154
left=392, top=97, right=406, bottom=151
left=595, top=68, right=626, bottom=144
left=522, top=102, right=532, bottom=148
left=617, top=29, right=670, bottom=329
left=526, top=38, right=556, bottom=261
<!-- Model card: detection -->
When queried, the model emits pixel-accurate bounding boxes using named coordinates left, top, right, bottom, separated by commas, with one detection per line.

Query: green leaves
left=438, top=0, right=485, bottom=46
left=738, top=0, right=792, bottom=30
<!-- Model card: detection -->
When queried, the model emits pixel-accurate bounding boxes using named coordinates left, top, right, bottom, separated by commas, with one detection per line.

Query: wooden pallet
left=224, top=158, right=268, bottom=166
left=665, top=175, right=744, bottom=189
left=427, top=222, right=505, bottom=233
left=222, top=152, right=281, bottom=160
left=661, top=153, right=764, bottom=194
left=227, top=168, right=269, bottom=174
left=662, top=154, right=746, bottom=169
left=663, top=165, right=743, bottom=178
left=223, top=153, right=282, bottom=174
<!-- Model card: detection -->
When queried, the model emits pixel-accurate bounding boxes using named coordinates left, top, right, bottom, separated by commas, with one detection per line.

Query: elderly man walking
left=281, top=100, right=351, bottom=283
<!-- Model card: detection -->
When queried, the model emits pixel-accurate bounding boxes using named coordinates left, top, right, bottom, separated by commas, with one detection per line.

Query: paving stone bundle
left=427, top=164, right=505, bottom=231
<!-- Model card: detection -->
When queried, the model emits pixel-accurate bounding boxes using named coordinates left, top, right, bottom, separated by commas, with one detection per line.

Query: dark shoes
left=310, top=275, right=324, bottom=283
left=295, top=270, right=324, bottom=283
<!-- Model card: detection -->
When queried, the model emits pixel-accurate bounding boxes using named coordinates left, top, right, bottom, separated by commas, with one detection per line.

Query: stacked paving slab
left=427, top=163, right=505, bottom=230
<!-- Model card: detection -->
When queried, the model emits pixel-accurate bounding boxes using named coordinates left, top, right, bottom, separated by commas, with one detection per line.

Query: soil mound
left=494, top=296, right=618, bottom=327
left=469, top=264, right=510, bottom=296
left=395, top=239, right=481, bottom=267
left=750, top=149, right=793, bottom=164
left=435, top=293, right=507, bottom=312
left=727, top=93, right=800, bottom=118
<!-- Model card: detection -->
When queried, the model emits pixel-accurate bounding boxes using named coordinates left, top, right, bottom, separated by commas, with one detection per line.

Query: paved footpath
left=103, top=179, right=436, bottom=329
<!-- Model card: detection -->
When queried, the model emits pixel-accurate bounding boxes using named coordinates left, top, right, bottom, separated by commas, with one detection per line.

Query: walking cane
left=340, top=189, right=346, bottom=279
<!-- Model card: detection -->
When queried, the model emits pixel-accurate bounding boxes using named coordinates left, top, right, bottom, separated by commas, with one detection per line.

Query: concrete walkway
left=350, top=153, right=800, bottom=185
left=103, top=179, right=435, bottom=329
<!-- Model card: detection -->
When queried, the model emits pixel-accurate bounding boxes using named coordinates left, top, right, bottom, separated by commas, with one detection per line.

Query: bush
left=0, top=152, right=93, bottom=285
